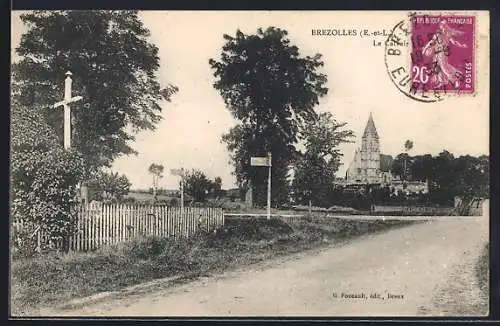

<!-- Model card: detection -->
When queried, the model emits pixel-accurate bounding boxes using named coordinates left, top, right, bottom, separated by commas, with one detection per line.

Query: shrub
left=11, top=103, right=85, bottom=256
left=209, top=217, right=294, bottom=246
left=87, top=171, right=131, bottom=202
left=121, top=196, right=137, bottom=204
left=124, top=236, right=172, bottom=260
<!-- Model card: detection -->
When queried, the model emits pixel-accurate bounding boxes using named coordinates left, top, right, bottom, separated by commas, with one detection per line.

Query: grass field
left=11, top=215, right=418, bottom=316
left=126, top=191, right=176, bottom=202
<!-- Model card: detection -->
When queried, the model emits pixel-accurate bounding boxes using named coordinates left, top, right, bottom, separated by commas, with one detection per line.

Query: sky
left=11, top=11, right=490, bottom=190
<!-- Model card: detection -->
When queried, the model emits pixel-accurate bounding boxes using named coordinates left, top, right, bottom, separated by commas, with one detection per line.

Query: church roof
left=363, top=112, right=379, bottom=138
left=380, top=154, right=393, bottom=172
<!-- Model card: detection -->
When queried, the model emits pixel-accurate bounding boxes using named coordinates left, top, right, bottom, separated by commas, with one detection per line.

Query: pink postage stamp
left=410, top=15, right=475, bottom=94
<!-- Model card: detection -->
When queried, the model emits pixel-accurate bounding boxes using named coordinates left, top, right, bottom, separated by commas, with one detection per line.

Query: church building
left=345, top=112, right=394, bottom=185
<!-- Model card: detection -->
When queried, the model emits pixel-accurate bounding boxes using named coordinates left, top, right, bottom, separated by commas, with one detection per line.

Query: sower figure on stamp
left=422, top=20, right=468, bottom=89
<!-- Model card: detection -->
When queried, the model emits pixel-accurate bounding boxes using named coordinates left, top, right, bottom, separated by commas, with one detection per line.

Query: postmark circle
left=384, top=17, right=441, bottom=103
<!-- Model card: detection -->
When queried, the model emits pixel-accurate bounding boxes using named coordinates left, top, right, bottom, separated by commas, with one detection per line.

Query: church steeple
left=363, top=112, right=379, bottom=138
left=346, top=112, right=382, bottom=184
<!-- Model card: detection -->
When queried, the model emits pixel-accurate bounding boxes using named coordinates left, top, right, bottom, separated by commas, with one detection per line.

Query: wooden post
left=36, top=230, right=41, bottom=253
left=180, top=168, right=185, bottom=213
left=52, top=71, right=87, bottom=204
left=52, top=71, right=83, bottom=150
left=267, top=152, right=272, bottom=220
left=245, top=179, right=253, bottom=208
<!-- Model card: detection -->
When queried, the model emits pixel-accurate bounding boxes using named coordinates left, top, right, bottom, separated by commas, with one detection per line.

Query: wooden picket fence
left=13, top=203, right=225, bottom=253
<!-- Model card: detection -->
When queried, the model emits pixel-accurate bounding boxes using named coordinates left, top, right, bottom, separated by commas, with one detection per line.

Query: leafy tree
left=391, top=150, right=489, bottom=205
left=11, top=102, right=85, bottom=255
left=292, top=154, right=335, bottom=206
left=12, top=10, right=178, bottom=178
left=410, top=154, right=434, bottom=182
left=87, top=171, right=131, bottom=202
left=292, top=112, right=354, bottom=206
left=184, top=169, right=214, bottom=202
left=404, top=140, right=414, bottom=151
left=148, top=163, right=164, bottom=200
left=300, top=112, right=354, bottom=170
left=213, top=176, right=223, bottom=197
left=473, top=155, right=489, bottom=197
left=403, top=140, right=414, bottom=181
left=441, top=154, right=489, bottom=201
left=391, top=153, right=412, bottom=180
left=210, top=27, right=328, bottom=206
left=392, top=141, right=415, bottom=182
left=430, top=150, right=456, bottom=201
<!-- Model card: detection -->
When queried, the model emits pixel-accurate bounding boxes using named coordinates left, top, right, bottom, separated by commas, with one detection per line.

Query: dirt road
left=43, top=212, right=489, bottom=317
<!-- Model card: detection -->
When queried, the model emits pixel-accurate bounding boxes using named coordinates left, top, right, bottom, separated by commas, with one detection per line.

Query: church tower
left=359, top=112, right=381, bottom=183
left=346, top=112, right=381, bottom=184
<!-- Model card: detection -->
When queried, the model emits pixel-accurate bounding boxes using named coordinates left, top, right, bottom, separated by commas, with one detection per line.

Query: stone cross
left=53, top=71, right=83, bottom=149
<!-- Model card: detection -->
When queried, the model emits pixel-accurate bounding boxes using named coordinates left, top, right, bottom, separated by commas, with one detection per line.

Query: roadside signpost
left=250, top=152, right=272, bottom=220
left=171, top=168, right=185, bottom=211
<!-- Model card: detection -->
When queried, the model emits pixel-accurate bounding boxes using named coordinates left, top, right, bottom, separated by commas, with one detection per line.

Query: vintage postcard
left=10, top=10, right=490, bottom=318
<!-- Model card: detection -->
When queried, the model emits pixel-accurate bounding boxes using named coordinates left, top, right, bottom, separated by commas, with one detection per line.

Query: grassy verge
left=475, top=242, right=489, bottom=312
left=420, top=241, right=490, bottom=316
left=11, top=215, right=417, bottom=315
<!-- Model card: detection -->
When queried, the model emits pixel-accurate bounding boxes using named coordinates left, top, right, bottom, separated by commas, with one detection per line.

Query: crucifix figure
left=53, top=71, right=83, bottom=149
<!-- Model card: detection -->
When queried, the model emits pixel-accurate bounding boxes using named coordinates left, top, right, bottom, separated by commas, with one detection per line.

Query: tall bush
left=11, top=102, right=85, bottom=255
left=87, top=170, right=131, bottom=202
